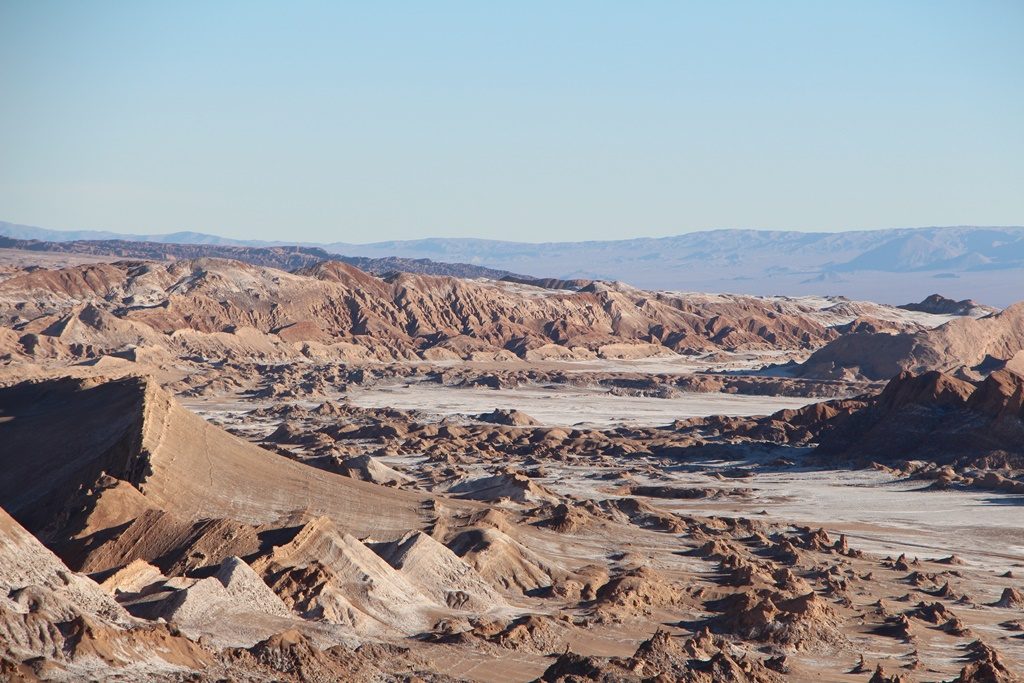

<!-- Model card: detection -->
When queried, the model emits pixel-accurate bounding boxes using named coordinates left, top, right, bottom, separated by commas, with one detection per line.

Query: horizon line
left=3, top=218, right=1024, bottom=249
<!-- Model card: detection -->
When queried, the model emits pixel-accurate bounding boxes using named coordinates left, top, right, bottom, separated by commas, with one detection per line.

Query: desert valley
left=0, top=233, right=1022, bottom=682
left=5, top=1, right=1023, bottom=679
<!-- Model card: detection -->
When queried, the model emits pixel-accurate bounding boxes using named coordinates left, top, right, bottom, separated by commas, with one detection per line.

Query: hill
left=0, top=375, right=430, bottom=538
left=793, top=303, right=1024, bottom=380
left=0, top=257, right=869, bottom=367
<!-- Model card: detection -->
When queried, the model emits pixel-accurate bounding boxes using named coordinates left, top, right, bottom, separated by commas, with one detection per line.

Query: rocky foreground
left=0, top=368, right=1022, bottom=681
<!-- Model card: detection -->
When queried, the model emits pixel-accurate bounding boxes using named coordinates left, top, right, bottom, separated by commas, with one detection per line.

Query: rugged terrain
left=1, top=247, right=1022, bottom=682
left=0, top=255, right=927, bottom=370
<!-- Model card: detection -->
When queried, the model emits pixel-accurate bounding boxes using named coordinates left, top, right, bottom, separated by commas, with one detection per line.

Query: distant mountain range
left=2, top=220, right=1022, bottom=306
left=0, top=230, right=523, bottom=282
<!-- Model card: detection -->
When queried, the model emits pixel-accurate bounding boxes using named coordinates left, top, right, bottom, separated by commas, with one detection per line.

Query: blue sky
left=1, top=1, right=1021, bottom=243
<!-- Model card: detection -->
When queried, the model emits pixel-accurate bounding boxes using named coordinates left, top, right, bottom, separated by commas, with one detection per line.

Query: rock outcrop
left=813, top=369, right=1024, bottom=466
left=795, top=303, right=1024, bottom=380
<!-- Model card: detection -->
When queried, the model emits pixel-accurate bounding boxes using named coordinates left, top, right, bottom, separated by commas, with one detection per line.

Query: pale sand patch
left=347, top=381, right=817, bottom=428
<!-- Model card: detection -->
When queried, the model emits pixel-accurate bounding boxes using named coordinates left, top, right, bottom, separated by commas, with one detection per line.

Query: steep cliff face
left=0, top=377, right=150, bottom=534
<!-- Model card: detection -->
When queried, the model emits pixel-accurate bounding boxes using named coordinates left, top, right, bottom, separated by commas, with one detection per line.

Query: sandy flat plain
left=348, top=380, right=818, bottom=427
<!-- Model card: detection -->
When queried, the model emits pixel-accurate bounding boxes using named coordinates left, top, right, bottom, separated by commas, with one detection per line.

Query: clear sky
left=1, top=1, right=1022, bottom=243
